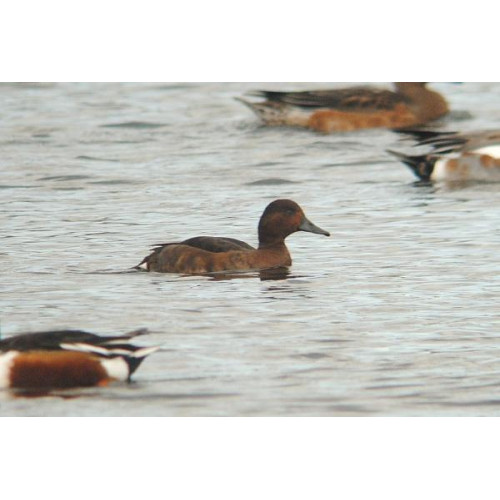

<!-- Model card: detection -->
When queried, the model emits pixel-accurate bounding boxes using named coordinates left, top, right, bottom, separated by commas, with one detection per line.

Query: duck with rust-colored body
left=238, top=83, right=449, bottom=133
left=0, top=328, right=159, bottom=390
left=136, top=199, right=330, bottom=274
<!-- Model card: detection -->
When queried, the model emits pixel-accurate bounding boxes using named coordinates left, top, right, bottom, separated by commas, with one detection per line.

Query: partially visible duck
left=388, top=128, right=500, bottom=182
left=388, top=149, right=500, bottom=182
left=0, top=328, right=159, bottom=390
left=237, top=83, right=449, bottom=133
left=135, top=199, right=330, bottom=274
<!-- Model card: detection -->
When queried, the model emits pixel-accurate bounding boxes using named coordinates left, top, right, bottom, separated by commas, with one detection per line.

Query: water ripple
left=2, top=82, right=500, bottom=416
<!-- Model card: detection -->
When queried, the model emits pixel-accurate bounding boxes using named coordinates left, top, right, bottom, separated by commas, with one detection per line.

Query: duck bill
left=299, top=216, right=330, bottom=237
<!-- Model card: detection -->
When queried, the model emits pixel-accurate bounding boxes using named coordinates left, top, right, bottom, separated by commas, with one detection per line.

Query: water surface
left=1, top=82, right=500, bottom=416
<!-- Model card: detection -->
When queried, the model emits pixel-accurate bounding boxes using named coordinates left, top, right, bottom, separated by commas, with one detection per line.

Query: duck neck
left=258, top=233, right=288, bottom=249
left=255, top=240, right=291, bottom=268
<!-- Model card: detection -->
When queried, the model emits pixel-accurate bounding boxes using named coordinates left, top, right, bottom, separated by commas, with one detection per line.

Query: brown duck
left=237, top=83, right=449, bottom=133
left=135, top=199, right=330, bottom=274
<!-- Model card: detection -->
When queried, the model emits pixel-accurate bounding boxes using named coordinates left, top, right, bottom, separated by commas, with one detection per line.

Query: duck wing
left=0, top=329, right=148, bottom=352
left=181, top=236, right=255, bottom=252
left=149, top=236, right=254, bottom=254
left=134, top=237, right=254, bottom=271
left=250, top=87, right=408, bottom=111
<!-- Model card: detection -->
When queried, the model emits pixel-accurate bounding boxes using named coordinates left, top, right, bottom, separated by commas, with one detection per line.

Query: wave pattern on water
left=1, top=83, right=500, bottom=416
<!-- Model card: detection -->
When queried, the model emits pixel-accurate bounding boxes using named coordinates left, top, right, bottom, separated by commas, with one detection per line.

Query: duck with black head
left=135, top=199, right=330, bottom=274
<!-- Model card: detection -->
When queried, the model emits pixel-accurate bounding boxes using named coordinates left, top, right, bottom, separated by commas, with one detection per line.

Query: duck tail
left=387, top=149, right=437, bottom=181
left=236, top=96, right=288, bottom=125
left=123, top=328, right=150, bottom=338
left=133, top=255, right=151, bottom=271
left=235, top=96, right=268, bottom=117
left=60, top=341, right=161, bottom=379
left=125, top=345, right=162, bottom=377
left=245, top=90, right=289, bottom=101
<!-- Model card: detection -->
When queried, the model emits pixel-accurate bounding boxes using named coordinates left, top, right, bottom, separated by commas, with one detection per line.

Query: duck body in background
left=238, top=83, right=449, bottom=133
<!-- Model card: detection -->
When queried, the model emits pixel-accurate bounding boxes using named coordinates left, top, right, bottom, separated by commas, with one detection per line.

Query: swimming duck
left=388, top=129, right=500, bottom=182
left=135, top=199, right=330, bottom=274
left=0, top=328, right=159, bottom=390
left=237, top=83, right=449, bottom=133
left=388, top=149, right=500, bottom=182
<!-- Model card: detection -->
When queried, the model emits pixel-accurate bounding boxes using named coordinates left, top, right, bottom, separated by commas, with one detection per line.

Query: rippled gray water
left=1, top=82, right=500, bottom=416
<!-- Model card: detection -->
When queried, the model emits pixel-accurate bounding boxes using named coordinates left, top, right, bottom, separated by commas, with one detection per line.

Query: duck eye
left=285, top=209, right=295, bottom=215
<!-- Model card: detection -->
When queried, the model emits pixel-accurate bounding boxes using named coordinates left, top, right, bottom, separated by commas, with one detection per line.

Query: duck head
left=258, top=199, right=330, bottom=247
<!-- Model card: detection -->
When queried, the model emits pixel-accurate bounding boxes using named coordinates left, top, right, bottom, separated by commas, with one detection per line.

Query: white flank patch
left=137, top=261, right=148, bottom=270
left=431, top=158, right=448, bottom=180
left=0, top=351, right=19, bottom=388
left=475, top=145, right=500, bottom=157
left=466, top=155, right=500, bottom=181
left=434, top=153, right=500, bottom=181
left=100, top=356, right=130, bottom=381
